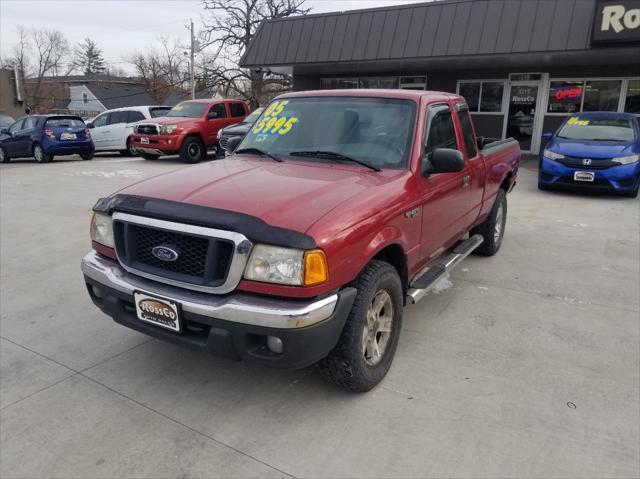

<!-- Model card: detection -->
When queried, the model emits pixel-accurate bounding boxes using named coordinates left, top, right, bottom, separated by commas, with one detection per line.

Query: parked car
left=82, top=90, right=520, bottom=392
left=0, top=114, right=14, bottom=129
left=218, top=107, right=264, bottom=153
left=131, top=99, right=249, bottom=163
left=539, top=112, right=640, bottom=197
left=0, top=115, right=94, bottom=163
left=87, top=106, right=172, bottom=156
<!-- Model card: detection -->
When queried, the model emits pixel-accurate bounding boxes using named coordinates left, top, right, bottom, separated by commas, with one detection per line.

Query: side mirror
left=542, top=132, right=553, bottom=141
left=86, top=122, right=94, bottom=129
left=207, top=111, right=219, bottom=120
left=476, top=136, right=486, bottom=150
left=226, top=136, right=242, bottom=153
left=424, top=148, right=465, bottom=175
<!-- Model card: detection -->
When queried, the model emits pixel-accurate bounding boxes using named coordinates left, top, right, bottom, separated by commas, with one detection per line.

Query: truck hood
left=146, top=116, right=200, bottom=126
left=117, top=157, right=397, bottom=234
left=547, top=138, right=638, bottom=159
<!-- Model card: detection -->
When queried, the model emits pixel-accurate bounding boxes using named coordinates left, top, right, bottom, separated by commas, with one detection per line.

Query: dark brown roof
left=240, top=0, right=600, bottom=67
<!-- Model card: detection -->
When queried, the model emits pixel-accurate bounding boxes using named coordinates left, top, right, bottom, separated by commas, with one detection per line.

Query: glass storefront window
left=548, top=81, right=583, bottom=113
left=625, top=79, right=640, bottom=113
left=459, top=82, right=480, bottom=111
left=359, top=77, right=400, bottom=89
left=583, top=80, right=621, bottom=111
left=320, top=78, right=359, bottom=89
left=458, top=81, right=505, bottom=113
left=480, top=82, right=504, bottom=112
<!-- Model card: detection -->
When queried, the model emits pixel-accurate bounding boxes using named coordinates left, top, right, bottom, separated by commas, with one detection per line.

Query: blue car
left=0, top=115, right=94, bottom=163
left=539, top=112, right=640, bottom=198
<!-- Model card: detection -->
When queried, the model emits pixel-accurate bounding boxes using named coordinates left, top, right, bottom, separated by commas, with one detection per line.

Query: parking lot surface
left=1, top=154, right=639, bottom=478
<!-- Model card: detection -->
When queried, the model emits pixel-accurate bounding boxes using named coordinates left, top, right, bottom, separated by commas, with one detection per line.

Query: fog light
left=266, top=336, right=283, bottom=354
left=92, top=286, right=103, bottom=299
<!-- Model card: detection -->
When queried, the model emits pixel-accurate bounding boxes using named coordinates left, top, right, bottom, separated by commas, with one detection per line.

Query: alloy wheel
left=362, top=289, right=394, bottom=366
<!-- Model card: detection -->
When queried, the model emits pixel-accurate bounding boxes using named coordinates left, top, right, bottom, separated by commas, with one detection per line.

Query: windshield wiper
left=235, top=147, right=282, bottom=162
left=289, top=150, right=380, bottom=172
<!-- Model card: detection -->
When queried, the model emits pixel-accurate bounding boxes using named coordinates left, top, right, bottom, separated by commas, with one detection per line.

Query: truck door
left=205, top=103, right=230, bottom=146
left=454, top=104, right=486, bottom=228
left=419, top=103, right=471, bottom=261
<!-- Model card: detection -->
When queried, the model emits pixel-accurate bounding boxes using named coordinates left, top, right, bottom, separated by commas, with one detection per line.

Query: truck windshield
left=166, top=102, right=207, bottom=118
left=238, top=97, right=417, bottom=170
left=557, top=117, right=635, bottom=142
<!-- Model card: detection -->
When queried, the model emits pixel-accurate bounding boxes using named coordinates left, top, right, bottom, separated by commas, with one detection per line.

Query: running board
left=407, top=234, right=483, bottom=304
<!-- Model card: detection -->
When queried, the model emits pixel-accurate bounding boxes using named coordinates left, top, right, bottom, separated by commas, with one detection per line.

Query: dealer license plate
left=140, top=137, right=150, bottom=144
left=61, top=132, right=76, bottom=140
left=574, top=171, right=595, bottom=182
left=133, top=291, right=181, bottom=332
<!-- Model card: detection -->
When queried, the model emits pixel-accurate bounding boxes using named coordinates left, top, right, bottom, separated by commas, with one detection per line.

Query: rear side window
left=457, top=108, right=477, bottom=157
left=424, top=107, right=458, bottom=156
left=127, top=111, right=145, bottom=122
left=229, top=103, right=246, bottom=117
left=110, top=111, right=128, bottom=125
left=149, top=107, right=171, bottom=118
left=45, top=117, right=85, bottom=127
left=209, top=103, right=227, bottom=119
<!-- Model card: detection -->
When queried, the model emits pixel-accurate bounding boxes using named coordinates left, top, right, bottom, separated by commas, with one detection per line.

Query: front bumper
left=539, top=157, right=640, bottom=194
left=131, top=134, right=182, bottom=156
left=82, top=251, right=355, bottom=369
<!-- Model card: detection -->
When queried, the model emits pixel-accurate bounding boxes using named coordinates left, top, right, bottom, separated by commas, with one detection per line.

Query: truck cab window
left=229, top=103, right=246, bottom=117
left=209, top=104, right=227, bottom=119
left=424, top=107, right=458, bottom=157
left=457, top=108, right=477, bottom=157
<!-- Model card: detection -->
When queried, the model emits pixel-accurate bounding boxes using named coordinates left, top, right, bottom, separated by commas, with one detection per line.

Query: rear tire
left=180, top=136, right=205, bottom=163
left=33, top=143, right=51, bottom=163
left=538, top=181, right=549, bottom=190
left=0, top=146, right=9, bottom=163
left=120, top=137, right=136, bottom=156
left=317, top=260, right=403, bottom=392
left=471, top=188, right=507, bottom=256
left=80, top=152, right=94, bottom=161
left=141, top=153, right=160, bottom=160
left=622, top=182, right=639, bottom=198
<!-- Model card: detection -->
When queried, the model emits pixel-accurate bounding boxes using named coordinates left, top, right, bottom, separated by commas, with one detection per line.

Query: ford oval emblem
left=152, top=245, right=179, bottom=262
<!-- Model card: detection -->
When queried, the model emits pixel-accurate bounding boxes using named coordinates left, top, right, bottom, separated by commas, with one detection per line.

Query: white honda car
left=87, top=106, right=171, bottom=156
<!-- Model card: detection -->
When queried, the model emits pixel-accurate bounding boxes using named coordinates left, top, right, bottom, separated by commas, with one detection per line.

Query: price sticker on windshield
left=253, top=100, right=299, bottom=136
left=567, top=116, right=589, bottom=126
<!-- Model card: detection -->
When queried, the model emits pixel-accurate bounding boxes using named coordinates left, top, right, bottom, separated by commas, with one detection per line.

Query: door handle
left=462, top=175, right=470, bottom=185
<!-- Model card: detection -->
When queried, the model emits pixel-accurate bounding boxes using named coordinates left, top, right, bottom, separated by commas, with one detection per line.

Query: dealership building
left=241, top=0, right=640, bottom=154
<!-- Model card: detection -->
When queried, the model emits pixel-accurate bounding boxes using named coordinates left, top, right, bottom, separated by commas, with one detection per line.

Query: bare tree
left=126, top=36, right=189, bottom=103
left=73, top=37, right=106, bottom=75
left=28, top=28, right=70, bottom=107
left=1, top=26, right=31, bottom=75
left=199, top=0, right=309, bottom=108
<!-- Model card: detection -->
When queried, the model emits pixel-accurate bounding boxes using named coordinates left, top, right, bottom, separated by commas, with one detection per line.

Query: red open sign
left=554, top=87, right=583, bottom=100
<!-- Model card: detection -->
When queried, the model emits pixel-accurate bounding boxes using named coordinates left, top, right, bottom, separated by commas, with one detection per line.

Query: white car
left=87, top=106, right=171, bottom=155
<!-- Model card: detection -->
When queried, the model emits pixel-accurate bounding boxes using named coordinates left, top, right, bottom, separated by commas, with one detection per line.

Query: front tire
left=179, top=136, right=205, bottom=164
left=33, top=144, right=51, bottom=163
left=471, top=189, right=507, bottom=256
left=80, top=152, right=94, bottom=161
left=317, top=260, right=403, bottom=392
left=0, top=146, right=9, bottom=163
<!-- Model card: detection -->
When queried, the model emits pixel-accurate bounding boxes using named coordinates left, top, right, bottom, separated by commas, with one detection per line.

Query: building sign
left=554, top=86, right=583, bottom=100
left=592, top=0, right=640, bottom=43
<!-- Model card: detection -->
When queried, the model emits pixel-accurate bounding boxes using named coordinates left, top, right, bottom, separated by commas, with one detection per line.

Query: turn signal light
left=303, top=250, right=328, bottom=286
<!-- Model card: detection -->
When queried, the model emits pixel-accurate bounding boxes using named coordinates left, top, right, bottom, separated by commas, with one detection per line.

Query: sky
left=0, top=0, right=426, bottom=74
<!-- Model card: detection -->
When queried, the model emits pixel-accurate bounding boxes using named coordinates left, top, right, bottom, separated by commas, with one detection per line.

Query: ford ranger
left=82, top=90, right=520, bottom=392
left=131, top=99, right=249, bottom=163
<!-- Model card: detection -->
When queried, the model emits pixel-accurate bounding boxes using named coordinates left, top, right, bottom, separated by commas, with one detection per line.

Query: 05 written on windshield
left=252, top=100, right=299, bottom=135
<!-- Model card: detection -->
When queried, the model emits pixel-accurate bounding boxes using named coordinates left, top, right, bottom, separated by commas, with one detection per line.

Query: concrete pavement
left=1, top=154, right=638, bottom=478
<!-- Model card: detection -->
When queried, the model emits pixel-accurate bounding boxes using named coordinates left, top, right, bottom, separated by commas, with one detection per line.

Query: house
left=162, top=88, right=218, bottom=106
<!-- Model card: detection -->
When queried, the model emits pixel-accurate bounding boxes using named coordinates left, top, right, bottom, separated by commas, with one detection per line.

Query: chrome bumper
left=81, top=251, right=338, bottom=329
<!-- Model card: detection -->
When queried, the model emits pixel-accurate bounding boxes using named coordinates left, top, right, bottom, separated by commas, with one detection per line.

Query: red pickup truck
left=131, top=99, right=249, bottom=163
left=82, top=90, right=520, bottom=392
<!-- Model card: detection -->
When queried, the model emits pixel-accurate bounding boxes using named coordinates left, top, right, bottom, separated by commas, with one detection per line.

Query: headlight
left=612, top=154, right=640, bottom=165
left=90, top=212, right=114, bottom=248
left=160, top=124, right=179, bottom=134
left=543, top=149, right=565, bottom=160
left=217, top=129, right=223, bottom=139
left=244, top=245, right=328, bottom=286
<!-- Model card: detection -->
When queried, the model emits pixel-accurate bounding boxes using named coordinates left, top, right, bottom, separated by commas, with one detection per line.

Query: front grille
left=558, top=156, right=616, bottom=170
left=137, top=124, right=158, bottom=135
left=219, top=133, right=233, bottom=150
left=114, top=221, right=234, bottom=288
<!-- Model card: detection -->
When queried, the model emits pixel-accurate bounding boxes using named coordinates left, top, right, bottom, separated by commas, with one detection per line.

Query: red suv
left=131, top=99, right=248, bottom=163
